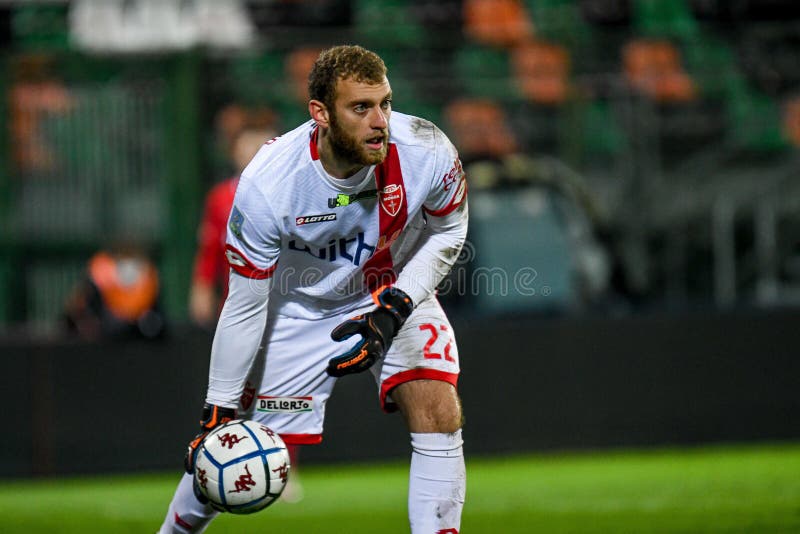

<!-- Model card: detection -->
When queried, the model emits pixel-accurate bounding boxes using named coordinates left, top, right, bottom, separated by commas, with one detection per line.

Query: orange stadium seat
left=783, top=96, right=800, bottom=147
left=623, top=39, right=696, bottom=102
left=463, top=0, right=534, bottom=48
left=511, top=39, right=571, bottom=105
left=443, top=98, right=518, bottom=163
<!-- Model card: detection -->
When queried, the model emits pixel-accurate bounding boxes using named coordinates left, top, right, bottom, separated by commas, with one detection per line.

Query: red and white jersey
left=224, top=111, right=468, bottom=319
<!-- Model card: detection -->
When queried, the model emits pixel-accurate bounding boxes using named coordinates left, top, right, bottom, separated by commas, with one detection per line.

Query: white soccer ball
left=194, top=419, right=291, bottom=514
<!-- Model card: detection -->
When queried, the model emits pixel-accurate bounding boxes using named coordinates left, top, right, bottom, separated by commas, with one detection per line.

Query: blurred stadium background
left=1, top=0, right=799, bottom=531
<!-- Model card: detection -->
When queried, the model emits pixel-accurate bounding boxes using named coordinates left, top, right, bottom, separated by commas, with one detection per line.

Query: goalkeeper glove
left=327, top=286, right=414, bottom=377
left=184, top=403, right=236, bottom=474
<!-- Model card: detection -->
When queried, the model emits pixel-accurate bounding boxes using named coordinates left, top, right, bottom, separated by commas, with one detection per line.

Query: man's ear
left=309, top=99, right=330, bottom=128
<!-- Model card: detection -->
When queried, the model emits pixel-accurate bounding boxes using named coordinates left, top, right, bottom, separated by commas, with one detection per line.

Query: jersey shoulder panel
left=239, top=120, right=316, bottom=197
left=388, top=111, right=437, bottom=148
left=388, top=113, right=465, bottom=216
left=390, top=112, right=458, bottom=169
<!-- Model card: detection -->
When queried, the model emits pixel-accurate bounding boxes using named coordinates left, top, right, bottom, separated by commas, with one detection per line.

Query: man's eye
left=382, top=100, right=392, bottom=109
left=354, top=105, right=366, bottom=113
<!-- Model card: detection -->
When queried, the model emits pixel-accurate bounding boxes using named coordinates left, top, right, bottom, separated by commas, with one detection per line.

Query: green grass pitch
left=1, top=442, right=799, bottom=533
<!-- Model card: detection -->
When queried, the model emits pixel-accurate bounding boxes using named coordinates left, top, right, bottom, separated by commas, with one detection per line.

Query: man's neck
left=317, top=133, right=361, bottom=179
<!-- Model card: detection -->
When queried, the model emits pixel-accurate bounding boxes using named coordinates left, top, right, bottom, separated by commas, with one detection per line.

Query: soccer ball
left=193, top=419, right=291, bottom=514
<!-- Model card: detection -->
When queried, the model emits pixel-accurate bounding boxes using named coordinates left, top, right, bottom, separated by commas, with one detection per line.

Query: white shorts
left=237, top=295, right=460, bottom=445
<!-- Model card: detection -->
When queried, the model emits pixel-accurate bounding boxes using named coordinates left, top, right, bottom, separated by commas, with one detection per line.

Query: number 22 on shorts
left=418, top=323, right=455, bottom=362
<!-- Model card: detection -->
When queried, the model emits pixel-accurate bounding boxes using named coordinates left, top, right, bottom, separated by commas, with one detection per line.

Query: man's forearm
left=205, top=272, right=271, bottom=408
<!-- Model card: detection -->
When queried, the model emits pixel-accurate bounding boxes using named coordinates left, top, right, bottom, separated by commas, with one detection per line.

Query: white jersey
left=205, top=111, right=468, bottom=409
left=224, top=111, right=468, bottom=319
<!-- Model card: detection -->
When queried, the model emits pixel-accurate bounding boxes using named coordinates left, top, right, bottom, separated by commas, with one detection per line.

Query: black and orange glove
left=327, top=286, right=414, bottom=377
left=184, top=403, right=236, bottom=474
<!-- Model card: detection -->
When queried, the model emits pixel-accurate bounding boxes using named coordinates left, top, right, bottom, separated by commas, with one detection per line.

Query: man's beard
left=328, top=112, right=388, bottom=167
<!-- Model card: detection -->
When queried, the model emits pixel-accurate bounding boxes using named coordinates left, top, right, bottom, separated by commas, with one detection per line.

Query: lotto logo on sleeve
left=257, top=396, right=313, bottom=413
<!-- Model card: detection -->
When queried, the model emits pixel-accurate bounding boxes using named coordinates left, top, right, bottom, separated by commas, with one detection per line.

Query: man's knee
left=392, top=379, right=463, bottom=433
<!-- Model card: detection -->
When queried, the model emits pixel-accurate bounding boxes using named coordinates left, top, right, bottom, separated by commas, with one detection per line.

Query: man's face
left=327, top=76, right=392, bottom=166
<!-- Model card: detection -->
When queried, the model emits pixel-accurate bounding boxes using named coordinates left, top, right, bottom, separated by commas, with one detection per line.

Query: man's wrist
left=373, top=286, right=414, bottom=327
left=199, top=403, right=236, bottom=429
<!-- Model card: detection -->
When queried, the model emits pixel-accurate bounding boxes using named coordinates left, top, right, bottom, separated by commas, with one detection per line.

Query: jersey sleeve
left=224, top=177, right=281, bottom=280
left=206, top=176, right=279, bottom=408
left=205, top=272, right=272, bottom=408
left=422, top=127, right=468, bottom=218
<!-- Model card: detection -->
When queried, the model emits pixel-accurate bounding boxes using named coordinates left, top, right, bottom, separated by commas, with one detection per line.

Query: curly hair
left=308, top=45, right=388, bottom=109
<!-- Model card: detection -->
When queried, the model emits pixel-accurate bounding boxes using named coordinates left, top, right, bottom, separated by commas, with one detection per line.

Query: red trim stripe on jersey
left=225, top=244, right=277, bottom=280
left=309, top=126, right=320, bottom=160
left=280, top=433, right=323, bottom=445
left=380, top=369, right=459, bottom=413
left=363, top=143, right=407, bottom=292
left=424, top=178, right=468, bottom=217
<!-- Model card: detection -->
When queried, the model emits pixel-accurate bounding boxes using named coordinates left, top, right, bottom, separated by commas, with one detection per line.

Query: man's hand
left=184, top=403, right=236, bottom=474
left=327, top=286, right=414, bottom=377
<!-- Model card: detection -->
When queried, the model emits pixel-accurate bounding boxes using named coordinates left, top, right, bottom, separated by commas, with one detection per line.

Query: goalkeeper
left=158, top=45, right=468, bottom=534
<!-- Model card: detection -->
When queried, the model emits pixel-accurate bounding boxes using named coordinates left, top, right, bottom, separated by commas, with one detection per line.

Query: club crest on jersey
left=379, top=184, right=404, bottom=217
left=240, top=382, right=256, bottom=410
left=296, top=213, right=336, bottom=226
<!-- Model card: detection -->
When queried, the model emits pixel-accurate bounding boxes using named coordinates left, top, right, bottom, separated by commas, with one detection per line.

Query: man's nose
left=370, top=107, right=388, bottom=129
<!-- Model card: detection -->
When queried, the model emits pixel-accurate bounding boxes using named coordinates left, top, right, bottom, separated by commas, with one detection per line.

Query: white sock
left=408, top=430, right=466, bottom=534
left=157, top=472, right=219, bottom=534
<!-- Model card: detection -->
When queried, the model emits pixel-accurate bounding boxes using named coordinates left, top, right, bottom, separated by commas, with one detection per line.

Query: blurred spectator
left=443, top=98, right=519, bottom=168
left=9, top=52, right=73, bottom=174
left=190, top=177, right=239, bottom=328
left=463, top=0, right=533, bottom=49
left=212, top=104, right=278, bottom=177
left=64, top=247, right=165, bottom=341
left=622, top=38, right=696, bottom=102
left=277, top=46, right=326, bottom=127
left=285, top=46, right=325, bottom=105
left=189, top=107, right=278, bottom=328
left=511, top=39, right=572, bottom=105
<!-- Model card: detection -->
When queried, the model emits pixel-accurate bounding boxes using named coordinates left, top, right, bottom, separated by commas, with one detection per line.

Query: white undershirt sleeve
left=205, top=272, right=272, bottom=408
